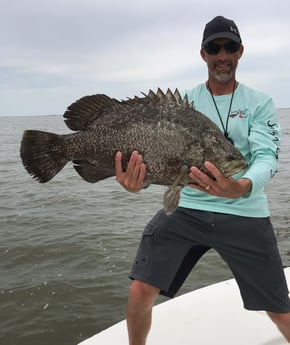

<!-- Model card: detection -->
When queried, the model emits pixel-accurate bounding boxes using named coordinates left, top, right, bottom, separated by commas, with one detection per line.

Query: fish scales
left=20, top=88, right=247, bottom=213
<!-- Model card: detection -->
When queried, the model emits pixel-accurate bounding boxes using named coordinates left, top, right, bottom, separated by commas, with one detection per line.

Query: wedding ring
left=205, top=185, right=210, bottom=190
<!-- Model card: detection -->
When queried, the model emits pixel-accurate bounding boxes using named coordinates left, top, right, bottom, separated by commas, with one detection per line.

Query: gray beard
left=213, top=70, right=234, bottom=83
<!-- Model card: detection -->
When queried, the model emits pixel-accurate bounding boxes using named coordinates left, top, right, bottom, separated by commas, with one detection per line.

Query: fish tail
left=20, top=130, right=68, bottom=183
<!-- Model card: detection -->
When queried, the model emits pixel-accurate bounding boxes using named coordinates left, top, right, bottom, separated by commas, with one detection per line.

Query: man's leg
left=267, top=312, right=290, bottom=343
left=126, top=280, right=160, bottom=345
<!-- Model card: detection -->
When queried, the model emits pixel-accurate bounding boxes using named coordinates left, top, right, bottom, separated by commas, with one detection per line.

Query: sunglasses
left=203, top=41, right=241, bottom=55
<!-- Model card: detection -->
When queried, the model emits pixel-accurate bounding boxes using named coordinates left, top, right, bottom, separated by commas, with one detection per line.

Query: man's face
left=200, top=38, right=244, bottom=83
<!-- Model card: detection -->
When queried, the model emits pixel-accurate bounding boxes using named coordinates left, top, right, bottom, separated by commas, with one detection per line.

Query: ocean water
left=1, top=109, right=290, bottom=345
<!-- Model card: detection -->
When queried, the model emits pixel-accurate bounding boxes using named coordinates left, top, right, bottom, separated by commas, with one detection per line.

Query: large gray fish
left=20, top=88, right=247, bottom=214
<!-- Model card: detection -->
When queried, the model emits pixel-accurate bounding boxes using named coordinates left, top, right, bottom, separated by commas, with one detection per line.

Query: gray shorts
left=130, top=207, right=290, bottom=313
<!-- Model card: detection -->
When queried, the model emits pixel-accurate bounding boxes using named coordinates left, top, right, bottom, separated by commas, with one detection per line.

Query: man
left=115, top=16, right=290, bottom=344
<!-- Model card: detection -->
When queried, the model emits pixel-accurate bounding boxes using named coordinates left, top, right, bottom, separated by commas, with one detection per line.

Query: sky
left=1, top=0, right=290, bottom=116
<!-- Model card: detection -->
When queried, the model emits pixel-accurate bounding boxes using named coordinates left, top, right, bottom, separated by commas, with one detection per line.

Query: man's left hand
left=188, top=161, right=252, bottom=198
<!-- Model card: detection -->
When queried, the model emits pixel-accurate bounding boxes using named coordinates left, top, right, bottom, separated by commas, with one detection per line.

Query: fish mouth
left=223, top=161, right=248, bottom=177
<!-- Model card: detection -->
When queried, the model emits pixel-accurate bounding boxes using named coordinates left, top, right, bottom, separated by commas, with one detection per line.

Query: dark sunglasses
left=203, top=41, right=241, bottom=55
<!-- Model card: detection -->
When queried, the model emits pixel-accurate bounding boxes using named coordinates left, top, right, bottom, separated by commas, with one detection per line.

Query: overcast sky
left=1, top=0, right=290, bottom=116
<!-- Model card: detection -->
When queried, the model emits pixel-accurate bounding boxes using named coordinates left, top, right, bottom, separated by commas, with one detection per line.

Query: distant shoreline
left=1, top=108, right=290, bottom=118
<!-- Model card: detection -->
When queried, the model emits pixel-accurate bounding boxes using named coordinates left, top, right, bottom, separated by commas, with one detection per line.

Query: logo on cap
left=230, top=26, right=238, bottom=34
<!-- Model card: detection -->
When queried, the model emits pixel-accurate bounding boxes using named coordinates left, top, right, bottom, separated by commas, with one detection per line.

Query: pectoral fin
left=163, top=165, right=188, bottom=215
left=73, top=160, right=113, bottom=183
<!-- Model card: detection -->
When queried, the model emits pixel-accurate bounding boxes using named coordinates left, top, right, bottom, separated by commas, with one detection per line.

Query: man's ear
left=200, top=48, right=207, bottom=62
left=238, top=45, right=244, bottom=59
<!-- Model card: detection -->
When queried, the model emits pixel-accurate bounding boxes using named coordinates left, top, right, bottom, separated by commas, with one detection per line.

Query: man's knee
left=128, top=280, right=160, bottom=309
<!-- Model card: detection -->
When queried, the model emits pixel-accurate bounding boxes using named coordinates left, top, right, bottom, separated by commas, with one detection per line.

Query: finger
left=125, top=157, right=146, bottom=191
left=189, top=166, right=210, bottom=186
left=187, top=183, right=205, bottom=192
left=126, top=151, right=139, bottom=173
left=203, top=161, right=223, bottom=181
left=125, top=152, right=142, bottom=182
left=187, top=181, right=215, bottom=195
left=114, top=151, right=123, bottom=178
left=137, top=162, right=146, bottom=185
left=189, top=166, right=218, bottom=193
left=132, top=155, right=145, bottom=184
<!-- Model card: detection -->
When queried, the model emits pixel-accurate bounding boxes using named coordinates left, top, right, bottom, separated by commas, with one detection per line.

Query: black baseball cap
left=201, top=16, right=242, bottom=47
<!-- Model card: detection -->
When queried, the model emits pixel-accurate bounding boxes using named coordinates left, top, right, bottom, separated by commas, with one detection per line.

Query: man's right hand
left=115, top=151, right=147, bottom=192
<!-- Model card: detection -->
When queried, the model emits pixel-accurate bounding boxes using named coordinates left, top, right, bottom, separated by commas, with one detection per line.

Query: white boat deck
left=79, top=267, right=290, bottom=345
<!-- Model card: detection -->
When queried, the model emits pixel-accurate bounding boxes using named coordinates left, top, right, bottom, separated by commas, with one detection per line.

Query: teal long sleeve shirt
left=179, top=83, right=280, bottom=217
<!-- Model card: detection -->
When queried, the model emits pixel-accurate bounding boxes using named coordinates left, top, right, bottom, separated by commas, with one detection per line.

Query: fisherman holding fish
left=115, top=16, right=290, bottom=344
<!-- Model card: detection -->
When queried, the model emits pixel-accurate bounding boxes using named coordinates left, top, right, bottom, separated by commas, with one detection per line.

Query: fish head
left=218, top=151, right=248, bottom=177
left=198, top=132, right=248, bottom=177
left=185, top=136, right=247, bottom=178
left=206, top=139, right=247, bottom=177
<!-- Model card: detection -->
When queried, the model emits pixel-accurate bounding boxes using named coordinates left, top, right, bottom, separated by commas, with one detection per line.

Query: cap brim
left=202, top=32, right=241, bottom=46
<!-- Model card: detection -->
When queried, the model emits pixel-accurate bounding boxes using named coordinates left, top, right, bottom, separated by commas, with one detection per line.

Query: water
left=0, top=110, right=289, bottom=345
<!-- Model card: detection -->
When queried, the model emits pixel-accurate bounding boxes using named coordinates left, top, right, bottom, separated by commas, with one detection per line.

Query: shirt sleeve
left=242, top=97, right=280, bottom=194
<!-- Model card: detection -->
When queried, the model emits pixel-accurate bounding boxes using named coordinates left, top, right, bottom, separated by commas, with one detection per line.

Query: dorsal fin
left=126, top=88, right=181, bottom=106
left=63, top=88, right=193, bottom=131
left=156, top=88, right=166, bottom=104
left=126, top=88, right=193, bottom=108
left=146, top=90, right=161, bottom=103
left=153, top=88, right=192, bottom=108
left=165, top=88, right=176, bottom=104
left=63, top=94, right=120, bottom=131
left=173, top=88, right=183, bottom=105
left=182, top=93, right=194, bottom=108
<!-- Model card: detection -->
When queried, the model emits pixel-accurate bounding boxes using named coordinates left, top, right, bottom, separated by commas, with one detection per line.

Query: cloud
left=1, top=0, right=290, bottom=115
